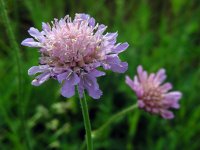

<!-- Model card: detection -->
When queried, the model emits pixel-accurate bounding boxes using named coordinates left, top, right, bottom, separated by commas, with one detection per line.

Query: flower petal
left=28, top=65, right=50, bottom=75
left=137, top=65, right=148, bottom=82
left=154, top=68, right=166, bottom=85
left=89, top=17, right=95, bottom=27
left=57, top=72, right=68, bottom=83
left=77, top=13, right=90, bottom=20
left=31, top=72, right=50, bottom=86
left=161, top=110, right=174, bottom=119
left=125, top=76, right=135, bottom=90
left=112, top=42, right=129, bottom=53
left=138, top=100, right=145, bottom=108
left=164, top=91, right=182, bottom=101
left=61, top=82, right=75, bottom=98
left=103, top=55, right=128, bottom=73
left=80, top=74, right=102, bottom=99
left=21, top=38, right=41, bottom=47
left=42, top=22, right=51, bottom=31
left=111, top=62, right=128, bottom=73
left=67, top=72, right=80, bottom=85
left=105, top=32, right=118, bottom=41
left=89, top=69, right=105, bottom=77
left=28, top=27, right=44, bottom=42
left=160, top=83, right=172, bottom=92
left=95, top=24, right=107, bottom=36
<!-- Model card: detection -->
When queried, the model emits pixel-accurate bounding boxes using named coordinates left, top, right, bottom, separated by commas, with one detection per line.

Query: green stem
left=92, top=104, right=138, bottom=138
left=78, top=90, right=93, bottom=150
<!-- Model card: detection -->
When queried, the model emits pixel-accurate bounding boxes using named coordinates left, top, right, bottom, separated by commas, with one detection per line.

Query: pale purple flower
left=126, top=66, right=182, bottom=119
left=22, top=13, right=128, bottom=99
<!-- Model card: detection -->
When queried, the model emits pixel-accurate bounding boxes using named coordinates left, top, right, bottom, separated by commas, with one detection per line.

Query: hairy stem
left=78, top=90, right=93, bottom=150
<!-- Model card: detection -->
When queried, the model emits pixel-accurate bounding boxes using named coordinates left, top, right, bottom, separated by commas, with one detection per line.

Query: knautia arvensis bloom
left=22, top=13, right=128, bottom=99
left=126, top=66, right=182, bottom=119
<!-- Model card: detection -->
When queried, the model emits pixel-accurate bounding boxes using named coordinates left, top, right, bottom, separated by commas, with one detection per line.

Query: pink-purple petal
left=31, top=72, right=51, bottom=86
left=81, top=74, right=102, bottom=99
left=137, top=66, right=148, bottom=83
left=61, top=82, right=75, bottom=98
left=154, top=68, right=166, bottom=84
left=164, top=91, right=182, bottom=101
left=138, top=100, right=145, bottom=108
left=28, top=65, right=50, bottom=75
left=89, top=69, right=105, bottom=77
left=137, top=65, right=143, bottom=77
left=42, top=22, right=51, bottom=31
left=57, top=72, right=68, bottom=83
left=21, top=38, right=41, bottom=47
left=89, top=17, right=95, bottom=27
left=161, top=110, right=174, bottom=119
left=113, top=42, right=129, bottom=53
left=125, top=76, right=135, bottom=90
left=104, top=55, right=128, bottom=73
left=160, top=83, right=172, bottom=92
left=28, top=27, right=44, bottom=42
left=67, top=72, right=80, bottom=85
left=110, top=62, right=128, bottom=73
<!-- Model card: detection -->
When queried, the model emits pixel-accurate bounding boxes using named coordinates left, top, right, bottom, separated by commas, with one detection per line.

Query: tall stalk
left=78, top=90, right=93, bottom=150
left=81, top=104, right=138, bottom=149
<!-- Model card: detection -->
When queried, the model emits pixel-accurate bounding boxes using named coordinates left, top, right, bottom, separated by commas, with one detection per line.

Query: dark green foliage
left=0, top=0, right=199, bottom=149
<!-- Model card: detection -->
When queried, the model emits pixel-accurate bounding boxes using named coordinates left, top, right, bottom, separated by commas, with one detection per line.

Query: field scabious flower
left=22, top=13, right=128, bottom=99
left=126, top=66, right=182, bottom=119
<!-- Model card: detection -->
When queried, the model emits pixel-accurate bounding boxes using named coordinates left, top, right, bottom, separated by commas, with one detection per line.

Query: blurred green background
left=0, top=0, right=200, bottom=149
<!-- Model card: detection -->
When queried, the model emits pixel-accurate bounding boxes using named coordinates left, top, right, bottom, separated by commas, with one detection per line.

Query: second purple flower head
left=22, top=13, right=128, bottom=99
left=126, top=66, right=182, bottom=119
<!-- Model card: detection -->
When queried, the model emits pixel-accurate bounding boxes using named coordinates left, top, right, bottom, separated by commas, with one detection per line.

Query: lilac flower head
left=22, top=13, right=128, bottom=99
left=126, top=66, right=182, bottom=119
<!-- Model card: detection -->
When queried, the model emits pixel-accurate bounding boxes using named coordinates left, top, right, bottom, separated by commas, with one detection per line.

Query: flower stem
left=78, top=90, right=93, bottom=150
left=92, top=104, right=138, bottom=138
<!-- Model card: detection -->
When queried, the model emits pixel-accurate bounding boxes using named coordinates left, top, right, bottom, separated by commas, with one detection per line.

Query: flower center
left=39, top=21, right=102, bottom=70
left=142, top=87, right=163, bottom=107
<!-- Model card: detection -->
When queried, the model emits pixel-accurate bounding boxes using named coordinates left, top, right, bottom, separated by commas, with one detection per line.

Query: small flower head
left=126, top=65, right=182, bottom=119
left=22, top=13, right=128, bottom=99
